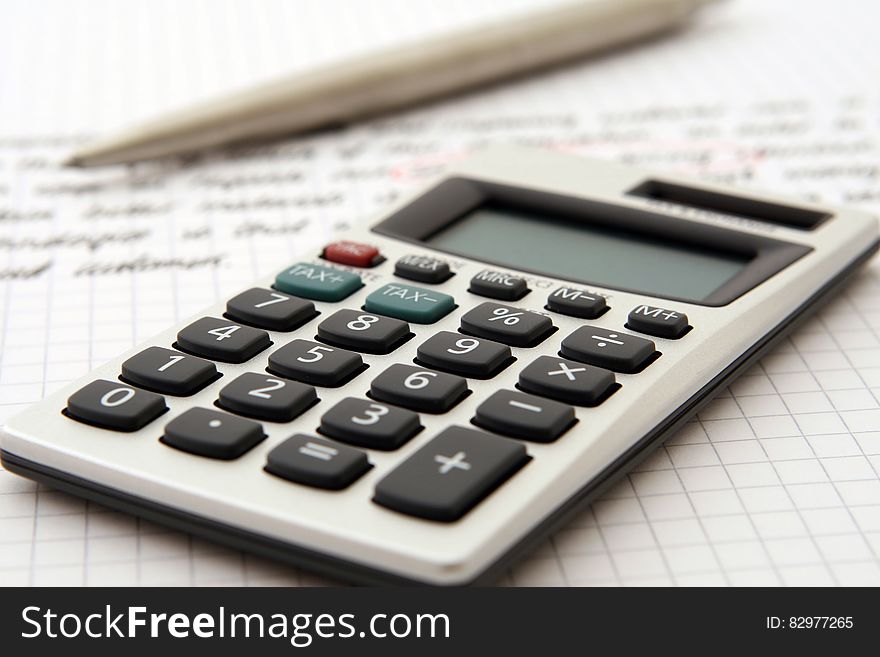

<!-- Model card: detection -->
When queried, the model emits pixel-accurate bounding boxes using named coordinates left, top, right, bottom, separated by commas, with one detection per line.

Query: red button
left=322, top=241, right=382, bottom=267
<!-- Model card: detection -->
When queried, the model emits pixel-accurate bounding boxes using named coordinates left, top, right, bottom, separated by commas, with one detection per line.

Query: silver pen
left=66, top=0, right=717, bottom=167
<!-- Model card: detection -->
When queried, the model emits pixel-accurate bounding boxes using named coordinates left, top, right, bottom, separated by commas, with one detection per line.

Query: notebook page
left=1, top=0, right=880, bottom=586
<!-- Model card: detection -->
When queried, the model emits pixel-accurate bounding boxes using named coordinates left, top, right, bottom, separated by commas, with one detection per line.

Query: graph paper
left=2, top=0, right=880, bottom=586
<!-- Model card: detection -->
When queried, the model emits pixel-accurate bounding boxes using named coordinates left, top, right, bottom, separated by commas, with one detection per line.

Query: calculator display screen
left=426, top=205, right=750, bottom=302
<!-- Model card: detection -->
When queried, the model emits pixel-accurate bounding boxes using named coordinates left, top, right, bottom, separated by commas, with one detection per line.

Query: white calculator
left=2, top=146, right=877, bottom=585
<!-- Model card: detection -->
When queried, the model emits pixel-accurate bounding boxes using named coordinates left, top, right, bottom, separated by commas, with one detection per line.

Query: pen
left=66, top=0, right=717, bottom=167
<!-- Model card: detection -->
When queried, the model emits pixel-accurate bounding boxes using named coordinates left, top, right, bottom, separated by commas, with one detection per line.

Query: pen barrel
left=71, top=0, right=706, bottom=165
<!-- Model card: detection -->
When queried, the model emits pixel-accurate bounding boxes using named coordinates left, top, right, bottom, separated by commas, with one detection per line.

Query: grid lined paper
left=2, top=0, right=880, bottom=586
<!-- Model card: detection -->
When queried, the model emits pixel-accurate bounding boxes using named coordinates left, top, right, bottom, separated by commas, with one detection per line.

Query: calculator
left=2, top=146, right=877, bottom=585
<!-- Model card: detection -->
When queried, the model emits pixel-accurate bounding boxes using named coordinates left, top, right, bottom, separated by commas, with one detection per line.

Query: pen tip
left=62, top=155, right=85, bottom=167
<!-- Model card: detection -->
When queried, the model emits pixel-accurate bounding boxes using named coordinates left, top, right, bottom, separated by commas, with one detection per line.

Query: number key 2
left=176, top=317, right=271, bottom=363
left=217, top=373, right=317, bottom=422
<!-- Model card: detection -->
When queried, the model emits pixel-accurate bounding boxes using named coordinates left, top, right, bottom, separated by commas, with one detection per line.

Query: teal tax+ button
left=365, top=283, right=455, bottom=324
left=274, top=262, right=363, bottom=302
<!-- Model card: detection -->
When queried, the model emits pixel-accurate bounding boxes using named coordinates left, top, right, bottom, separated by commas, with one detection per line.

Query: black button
left=561, top=326, right=656, bottom=373
left=176, top=317, right=271, bottom=363
left=459, top=302, right=553, bottom=347
left=267, top=339, right=364, bottom=387
left=216, top=373, right=317, bottom=422
left=317, top=309, right=410, bottom=354
left=319, top=397, right=421, bottom=450
left=473, top=389, right=575, bottom=443
left=546, top=287, right=608, bottom=319
left=370, top=364, right=468, bottom=413
left=265, top=434, right=371, bottom=490
left=121, top=346, right=217, bottom=396
left=65, top=380, right=166, bottom=432
left=161, top=407, right=265, bottom=459
left=518, top=355, right=616, bottom=406
left=468, top=269, right=529, bottom=300
left=626, top=304, right=690, bottom=339
left=225, top=287, right=317, bottom=331
left=373, top=425, right=529, bottom=522
left=394, top=255, right=452, bottom=284
left=416, top=331, right=511, bottom=379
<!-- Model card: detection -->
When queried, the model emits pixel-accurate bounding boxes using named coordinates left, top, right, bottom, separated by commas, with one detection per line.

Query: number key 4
left=176, top=317, right=271, bottom=363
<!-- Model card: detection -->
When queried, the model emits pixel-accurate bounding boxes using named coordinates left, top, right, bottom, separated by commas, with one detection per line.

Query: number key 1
left=121, top=346, right=218, bottom=396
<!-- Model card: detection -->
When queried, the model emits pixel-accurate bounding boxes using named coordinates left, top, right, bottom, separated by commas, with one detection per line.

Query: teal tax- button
left=365, top=283, right=455, bottom=324
left=274, top=262, right=363, bottom=302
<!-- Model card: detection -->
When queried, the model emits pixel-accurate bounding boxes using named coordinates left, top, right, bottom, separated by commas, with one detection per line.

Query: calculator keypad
left=66, top=380, right=166, bottom=432
left=121, top=346, right=218, bottom=396
left=274, top=262, right=363, bottom=302
left=60, top=242, right=689, bottom=536
left=176, top=317, right=271, bottom=363
left=364, top=283, right=455, bottom=324
left=560, top=326, right=657, bottom=373
left=373, top=425, right=529, bottom=522
left=416, top=331, right=511, bottom=379
left=370, top=364, right=469, bottom=413
left=217, top=373, right=317, bottom=422
left=317, top=309, right=410, bottom=354
left=268, top=339, right=364, bottom=387
left=225, top=287, right=317, bottom=332
left=472, top=389, right=575, bottom=443
left=626, top=305, right=690, bottom=339
left=518, top=355, right=617, bottom=406
left=319, top=397, right=421, bottom=450
left=460, top=302, right=553, bottom=347
left=265, top=434, right=371, bottom=490
left=161, top=407, right=265, bottom=460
